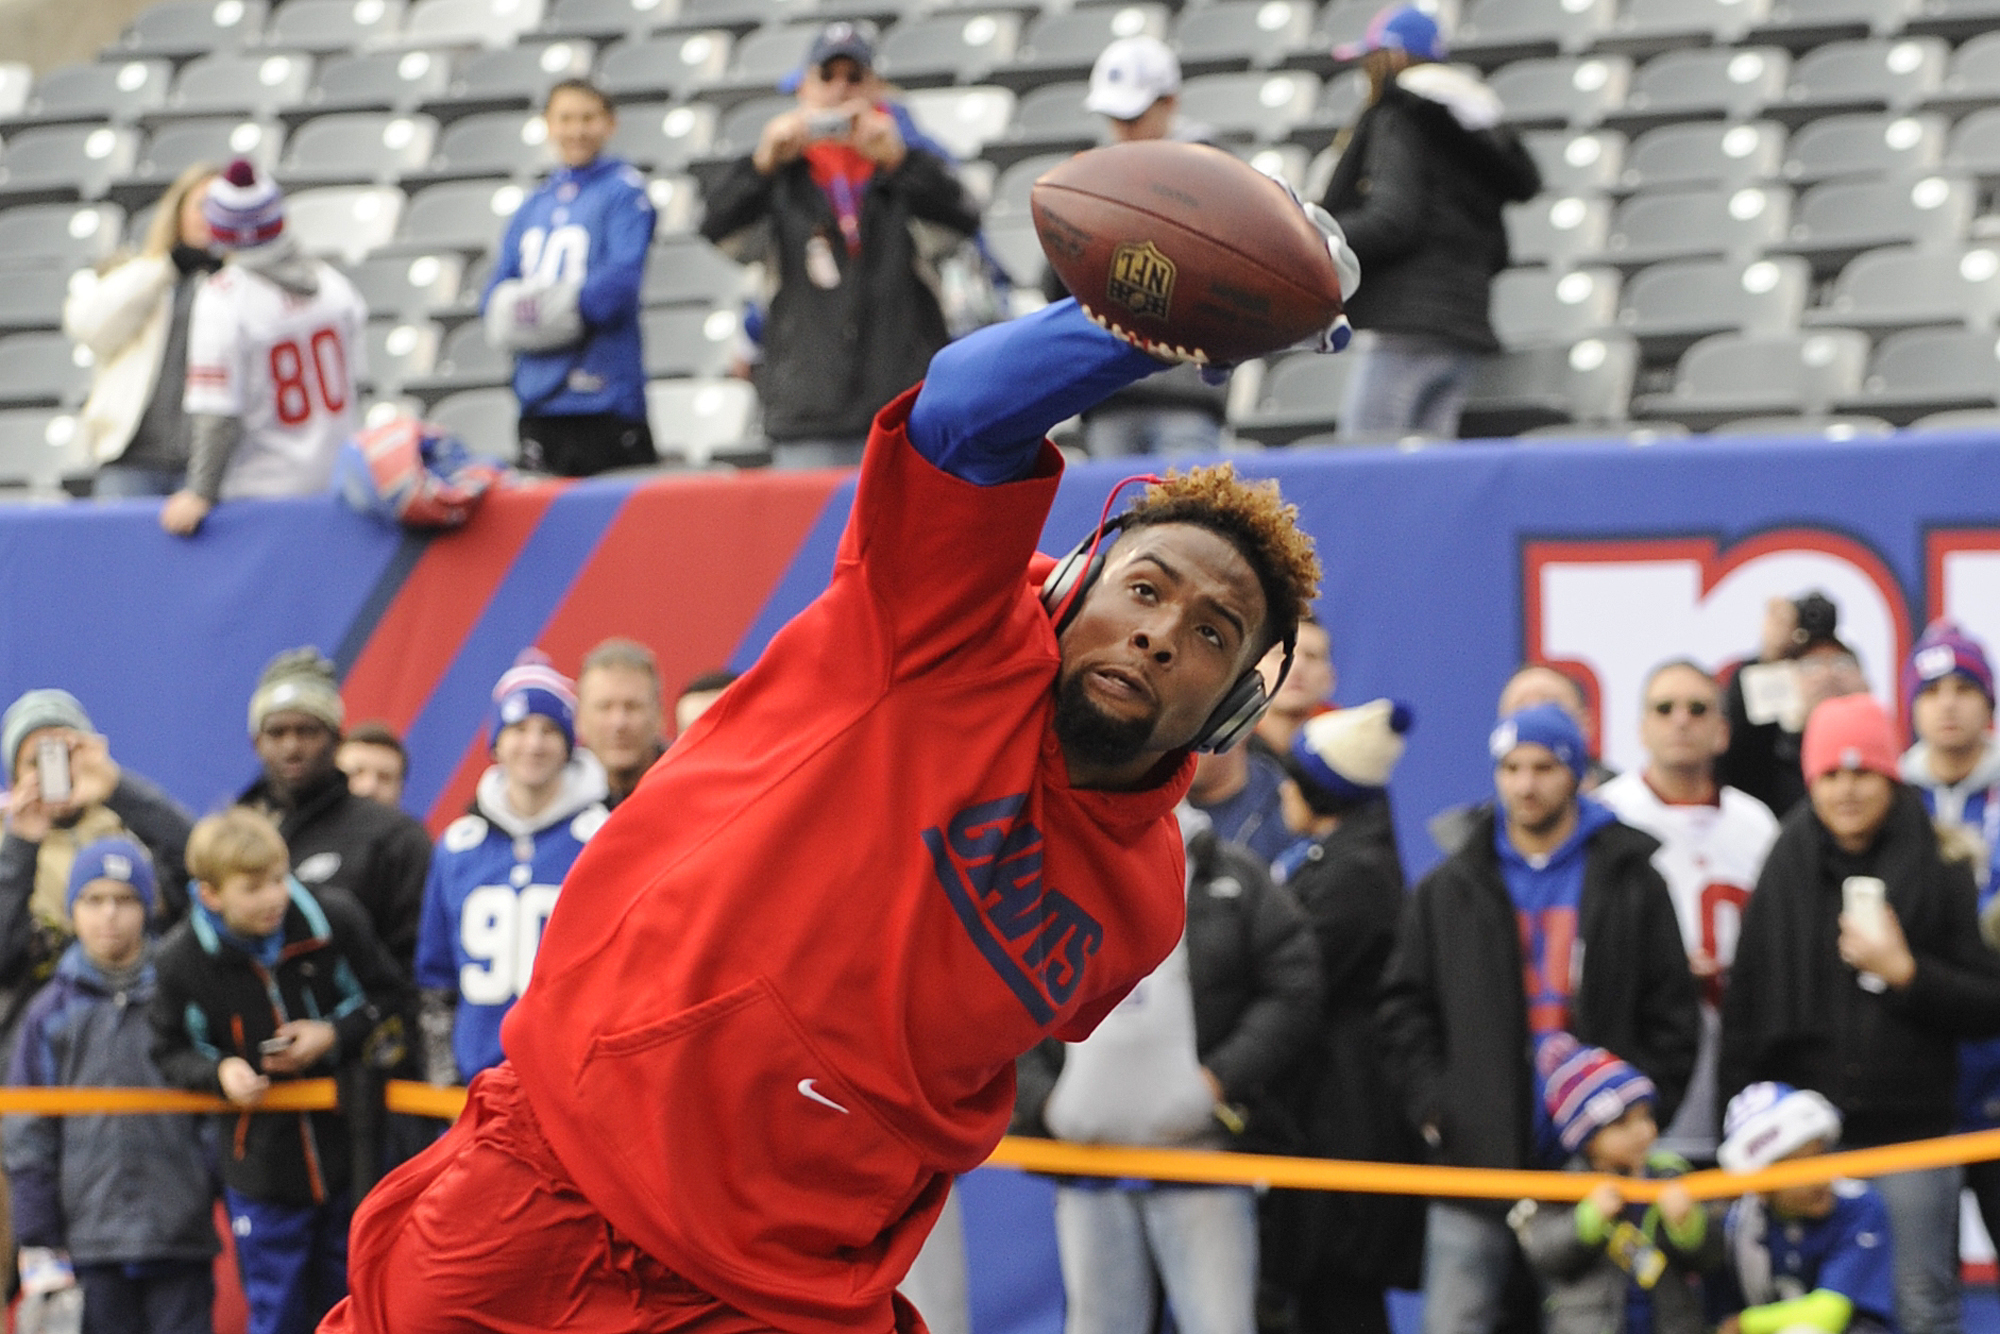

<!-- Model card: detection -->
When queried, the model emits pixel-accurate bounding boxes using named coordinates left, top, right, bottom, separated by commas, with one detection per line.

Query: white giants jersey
left=184, top=262, right=367, bottom=499
left=1597, top=770, right=1780, bottom=1157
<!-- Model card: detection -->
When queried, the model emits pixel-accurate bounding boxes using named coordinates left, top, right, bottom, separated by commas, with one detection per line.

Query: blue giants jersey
left=415, top=792, right=610, bottom=1080
left=1726, top=1182, right=1897, bottom=1329
left=483, top=154, right=656, bottom=421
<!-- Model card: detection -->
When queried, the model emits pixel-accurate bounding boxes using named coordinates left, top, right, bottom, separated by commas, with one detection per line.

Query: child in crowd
left=5, top=837, right=218, bottom=1334
left=415, top=652, right=608, bottom=1084
left=1717, top=1082, right=1897, bottom=1334
left=1510, top=1033, right=1718, bottom=1334
left=149, top=808, right=408, bottom=1334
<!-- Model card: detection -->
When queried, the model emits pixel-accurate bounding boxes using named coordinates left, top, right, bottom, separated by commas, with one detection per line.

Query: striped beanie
left=492, top=649, right=577, bottom=752
left=1536, top=1032, right=1655, bottom=1155
left=204, top=158, right=284, bottom=249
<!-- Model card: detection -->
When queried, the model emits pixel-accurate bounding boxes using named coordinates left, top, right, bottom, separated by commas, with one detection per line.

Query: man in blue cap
left=1378, top=703, right=1699, bottom=1334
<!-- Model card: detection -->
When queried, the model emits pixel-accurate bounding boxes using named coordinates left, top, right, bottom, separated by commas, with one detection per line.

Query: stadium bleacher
left=1, top=0, right=1999, bottom=489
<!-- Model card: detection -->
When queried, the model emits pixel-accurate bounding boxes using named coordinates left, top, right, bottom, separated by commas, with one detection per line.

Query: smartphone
left=804, top=110, right=851, bottom=141
left=1843, top=876, right=1890, bottom=993
left=35, top=738, right=69, bottom=805
left=259, top=1035, right=295, bottom=1056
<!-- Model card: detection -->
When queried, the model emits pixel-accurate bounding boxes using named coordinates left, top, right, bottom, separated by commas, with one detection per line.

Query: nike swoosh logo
left=797, top=1078, right=850, bottom=1114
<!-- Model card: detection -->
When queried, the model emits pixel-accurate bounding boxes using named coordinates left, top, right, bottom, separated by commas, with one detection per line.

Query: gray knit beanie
left=248, top=647, right=345, bottom=737
left=1, top=689, right=93, bottom=778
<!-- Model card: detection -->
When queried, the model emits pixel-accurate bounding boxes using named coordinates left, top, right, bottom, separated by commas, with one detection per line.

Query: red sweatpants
left=318, top=1064, right=929, bottom=1334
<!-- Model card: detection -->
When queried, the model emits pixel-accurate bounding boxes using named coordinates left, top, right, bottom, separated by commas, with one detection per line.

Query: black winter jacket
left=150, top=880, right=411, bottom=1206
left=1376, top=808, right=1700, bottom=1203
left=1719, top=785, right=2000, bottom=1146
left=702, top=147, right=981, bottom=442
left=1321, top=77, right=1541, bottom=352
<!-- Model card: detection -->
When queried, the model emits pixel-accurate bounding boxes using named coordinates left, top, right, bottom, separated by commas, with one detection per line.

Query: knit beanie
left=491, top=649, right=577, bottom=753
left=1800, top=693, right=1898, bottom=786
left=1903, top=620, right=1995, bottom=714
left=1, top=688, right=92, bottom=777
left=1719, top=1082, right=1843, bottom=1174
left=1490, top=702, right=1588, bottom=782
left=1288, top=699, right=1413, bottom=814
left=248, top=647, right=344, bottom=736
left=204, top=158, right=285, bottom=250
left=1535, top=1032, right=1655, bottom=1156
left=65, top=835, right=157, bottom=916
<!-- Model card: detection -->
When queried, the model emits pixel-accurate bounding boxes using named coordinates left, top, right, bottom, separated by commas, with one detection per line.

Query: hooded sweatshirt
left=414, top=751, right=609, bottom=1081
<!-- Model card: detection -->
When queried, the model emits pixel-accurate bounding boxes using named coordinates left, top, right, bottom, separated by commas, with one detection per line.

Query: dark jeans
left=517, top=414, right=657, bottom=477
left=77, top=1259, right=214, bottom=1334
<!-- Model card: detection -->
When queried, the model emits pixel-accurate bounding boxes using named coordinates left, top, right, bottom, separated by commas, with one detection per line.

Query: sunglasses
left=1649, top=699, right=1711, bottom=717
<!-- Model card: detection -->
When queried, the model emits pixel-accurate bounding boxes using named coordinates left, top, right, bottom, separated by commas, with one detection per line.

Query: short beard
left=1053, top=671, right=1155, bottom=771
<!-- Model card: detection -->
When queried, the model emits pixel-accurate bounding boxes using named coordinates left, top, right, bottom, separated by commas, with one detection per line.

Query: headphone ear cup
left=1041, top=548, right=1106, bottom=637
left=1192, top=672, right=1271, bottom=754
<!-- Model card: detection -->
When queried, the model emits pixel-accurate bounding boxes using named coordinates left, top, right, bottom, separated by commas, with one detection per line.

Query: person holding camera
left=1718, top=592, right=1867, bottom=819
left=701, top=21, right=982, bottom=467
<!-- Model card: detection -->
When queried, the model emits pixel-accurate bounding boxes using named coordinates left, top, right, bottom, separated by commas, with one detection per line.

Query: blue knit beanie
left=491, top=649, right=577, bottom=753
left=66, top=836, right=157, bottom=916
left=1490, top=702, right=1589, bottom=781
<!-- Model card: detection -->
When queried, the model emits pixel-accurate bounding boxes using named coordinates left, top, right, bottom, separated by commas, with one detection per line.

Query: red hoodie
left=502, top=389, right=1193, bottom=1333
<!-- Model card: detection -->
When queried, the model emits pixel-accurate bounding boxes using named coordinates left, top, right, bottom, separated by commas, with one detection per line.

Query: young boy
left=415, top=652, right=608, bottom=1083
left=1510, top=1033, right=1718, bottom=1334
left=5, top=837, right=218, bottom=1334
left=149, top=808, right=409, bottom=1334
left=1716, top=1082, right=1897, bottom=1334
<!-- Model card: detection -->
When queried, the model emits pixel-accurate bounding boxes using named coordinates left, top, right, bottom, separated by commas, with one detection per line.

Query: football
left=1030, top=140, right=1347, bottom=366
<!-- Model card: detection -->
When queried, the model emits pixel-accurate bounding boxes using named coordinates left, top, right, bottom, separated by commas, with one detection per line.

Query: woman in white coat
left=63, top=163, right=220, bottom=498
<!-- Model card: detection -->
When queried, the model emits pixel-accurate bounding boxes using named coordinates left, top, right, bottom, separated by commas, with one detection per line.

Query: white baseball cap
left=1085, top=36, right=1181, bottom=120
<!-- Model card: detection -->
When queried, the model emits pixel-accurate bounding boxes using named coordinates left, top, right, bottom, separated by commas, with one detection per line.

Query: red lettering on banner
left=1697, top=881, right=1750, bottom=1008
left=1519, top=907, right=1577, bottom=1036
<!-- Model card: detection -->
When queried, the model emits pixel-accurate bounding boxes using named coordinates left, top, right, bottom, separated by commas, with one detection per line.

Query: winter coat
left=63, top=251, right=204, bottom=466
left=1321, top=67, right=1542, bottom=353
left=1719, top=783, right=2000, bottom=1146
left=702, top=145, right=981, bottom=442
left=150, top=879, right=412, bottom=1206
left=1376, top=808, right=1700, bottom=1207
left=1716, top=666, right=1807, bottom=821
left=4, top=943, right=218, bottom=1265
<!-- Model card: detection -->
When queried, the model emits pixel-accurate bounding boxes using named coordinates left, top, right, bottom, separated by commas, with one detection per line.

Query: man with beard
left=322, top=290, right=1335, bottom=1334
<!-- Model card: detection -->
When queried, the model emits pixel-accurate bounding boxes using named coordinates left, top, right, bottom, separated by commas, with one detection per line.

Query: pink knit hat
left=1801, top=693, right=1899, bottom=785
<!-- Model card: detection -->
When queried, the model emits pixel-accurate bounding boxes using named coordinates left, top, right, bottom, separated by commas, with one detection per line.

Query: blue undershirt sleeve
left=907, top=299, right=1166, bottom=486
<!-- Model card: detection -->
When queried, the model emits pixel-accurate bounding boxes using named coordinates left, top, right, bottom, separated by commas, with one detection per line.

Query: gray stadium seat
left=1622, top=122, right=1783, bottom=191
left=0, top=203, right=125, bottom=271
left=280, top=113, right=440, bottom=186
left=1598, top=0, right=1772, bottom=57
left=1615, top=254, right=1811, bottom=358
left=0, top=409, right=82, bottom=489
left=426, top=386, right=519, bottom=459
left=1837, top=326, right=2000, bottom=420
left=1459, top=334, right=1640, bottom=434
left=1000, top=80, right=1098, bottom=158
left=1770, top=37, right=1948, bottom=124
left=15, top=61, right=171, bottom=126
left=1282, top=71, right=1368, bottom=152
left=712, top=94, right=797, bottom=157
left=1944, top=106, right=2000, bottom=184
left=108, top=0, right=269, bottom=58
left=1600, top=184, right=1793, bottom=269
left=1774, top=173, right=1974, bottom=277
left=1505, top=194, right=1613, bottom=269
left=1806, top=243, right=2000, bottom=332
left=1781, top=112, right=1944, bottom=184
left=1486, top=55, right=1631, bottom=129
left=608, top=102, right=718, bottom=170
left=1603, top=47, right=1790, bottom=134
left=342, top=251, right=466, bottom=315
left=1450, top=0, right=1616, bottom=69
left=876, top=14, right=1021, bottom=88
left=258, top=0, right=407, bottom=54
left=1633, top=328, right=1869, bottom=424
left=0, top=126, right=140, bottom=205
left=0, top=332, right=92, bottom=409
left=305, top=50, right=456, bottom=115
left=643, top=235, right=748, bottom=307
left=1491, top=266, right=1621, bottom=348
left=418, top=111, right=551, bottom=180
left=405, top=319, right=512, bottom=394
left=986, top=150, right=1067, bottom=223
left=1523, top=130, right=1627, bottom=194
left=1904, top=0, right=2000, bottom=40
left=402, top=0, right=547, bottom=48
left=903, top=86, right=1014, bottom=161
left=1172, top=0, right=1316, bottom=76
left=391, top=178, right=522, bottom=252
left=597, top=32, right=734, bottom=103
left=362, top=318, right=443, bottom=391
left=1908, top=408, right=2000, bottom=431
left=1230, top=350, right=1361, bottom=444
left=981, top=219, right=1045, bottom=287
left=0, top=64, right=30, bottom=119
left=1747, top=0, right=1914, bottom=50
left=645, top=376, right=760, bottom=465
left=1710, top=413, right=1894, bottom=437
left=1175, top=72, right=1318, bottom=143
left=0, top=267, right=73, bottom=332
left=645, top=173, right=702, bottom=235
left=166, top=53, right=314, bottom=120
left=675, top=0, right=798, bottom=37
left=539, top=0, right=675, bottom=40
left=641, top=305, right=740, bottom=378
left=996, top=6, right=1169, bottom=90
left=120, top=120, right=279, bottom=204
left=428, top=41, right=596, bottom=116
left=1924, top=29, right=2000, bottom=116
left=286, top=185, right=408, bottom=261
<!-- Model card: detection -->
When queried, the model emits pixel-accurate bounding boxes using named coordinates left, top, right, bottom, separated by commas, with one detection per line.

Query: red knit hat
left=1801, top=693, right=1899, bottom=785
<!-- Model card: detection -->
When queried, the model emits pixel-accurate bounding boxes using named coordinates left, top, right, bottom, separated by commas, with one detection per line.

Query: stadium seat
left=1490, top=266, right=1622, bottom=348
left=259, top=0, right=407, bottom=54
left=608, top=102, right=718, bottom=170
left=876, top=14, right=1021, bottom=88
left=1781, top=112, right=1944, bottom=184
left=120, top=120, right=280, bottom=205
left=1486, top=55, right=1631, bottom=130
left=1174, top=71, right=1318, bottom=143
left=0, top=127, right=140, bottom=206
left=1506, top=194, right=1614, bottom=269
left=304, top=50, right=456, bottom=115
left=1806, top=244, right=2000, bottom=333
left=0, top=64, right=30, bottom=120
left=1770, top=36, right=1948, bottom=124
left=1774, top=173, right=1974, bottom=277
left=1229, top=350, right=1361, bottom=444
left=280, top=113, right=440, bottom=186
left=641, top=305, right=740, bottom=378
left=1280, top=71, right=1365, bottom=152
left=981, top=219, right=1045, bottom=286
left=426, top=386, right=519, bottom=459
left=0, top=267, right=73, bottom=333
left=1836, top=326, right=2000, bottom=419
left=362, top=318, right=443, bottom=391
left=163, top=53, right=314, bottom=122
left=417, top=111, right=551, bottom=180
left=1924, top=29, right=2000, bottom=115
left=538, top=0, right=675, bottom=40
left=401, top=0, right=548, bottom=48
left=1709, top=413, right=1894, bottom=437
left=1943, top=106, right=2000, bottom=184
left=674, top=0, right=800, bottom=37
left=0, top=409, right=81, bottom=490
left=1598, top=0, right=1773, bottom=57
left=0, top=203, right=125, bottom=271
left=711, top=94, right=796, bottom=157
left=1603, top=47, right=1790, bottom=134
left=14, top=61, right=171, bottom=127
left=1172, top=0, right=1317, bottom=76
left=1284, top=0, right=1381, bottom=73
left=286, top=185, right=408, bottom=261
left=1621, top=121, right=1783, bottom=191
left=995, top=6, right=1169, bottom=90
left=1616, top=255, right=1812, bottom=358
left=389, top=178, right=521, bottom=252
left=108, top=0, right=269, bottom=59
left=986, top=150, right=1067, bottom=224
left=643, top=235, right=747, bottom=307
left=1600, top=184, right=1793, bottom=269
left=598, top=32, right=736, bottom=103
left=996, top=80, right=1098, bottom=162
left=1904, top=0, right=2000, bottom=40
left=1522, top=130, right=1627, bottom=194
left=1747, top=0, right=1913, bottom=50
left=0, top=333, right=92, bottom=409
left=903, top=86, right=1015, bottom=160
left=1449, top=0, right=1616, bottom=70
left=343, top=251, right=466, bottom=315
left=646, top=173, right=703, bottom=235
left=427, top=41, right=596, bottom=117
left=1908, top=407, right=2000, bottom=430
left=405, top=319, right=512, bottom=394
left=645, top=376, right=760, bottom=465
left=1460, top=334, right=1640, bottom=434
left=1241, top=142, right=1310, bottom=190
left=1516, top=419, right=1690, bottom=442
left=1633, top=328, right=1869, bottom=424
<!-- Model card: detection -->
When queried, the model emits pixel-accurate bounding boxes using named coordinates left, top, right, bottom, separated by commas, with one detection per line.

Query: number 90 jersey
left=415, top=761, right=611, bottom=1083
left=183, top=261, right=369, bottom=498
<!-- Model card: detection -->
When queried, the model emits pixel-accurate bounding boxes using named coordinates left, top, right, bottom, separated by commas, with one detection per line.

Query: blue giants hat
left=1334, top=4, right=1447, bottom=61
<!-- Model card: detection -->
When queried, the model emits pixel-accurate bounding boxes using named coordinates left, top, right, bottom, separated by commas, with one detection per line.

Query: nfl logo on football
left=1107, top=241, right=1176, bottom=320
